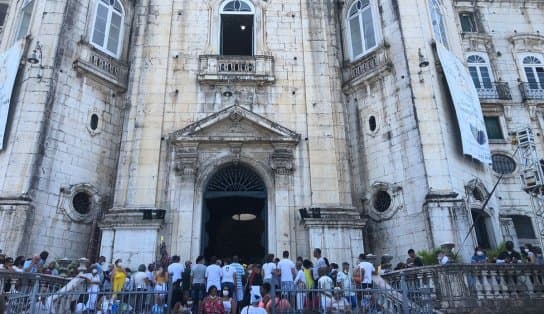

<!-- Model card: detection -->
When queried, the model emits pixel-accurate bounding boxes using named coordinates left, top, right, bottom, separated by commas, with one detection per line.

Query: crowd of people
left=0, top=241, right=542, bottom=313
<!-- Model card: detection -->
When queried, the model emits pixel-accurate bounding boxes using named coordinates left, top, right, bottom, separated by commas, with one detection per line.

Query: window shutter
left=107, top=11, right=122, bottom=55
left=349, top=17, right=363, bottom=58
left=92, top=3, right=108, bottom=47
left=468, top=66, right=480, bottom=88
left=479, top=66, right=492, bottom=89
left=361, top=8, right=376, bottom=51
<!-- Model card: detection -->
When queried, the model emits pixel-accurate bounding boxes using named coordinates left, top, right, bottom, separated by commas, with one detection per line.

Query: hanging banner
left=436, top=43, right=491, bottom=164
left=0, top=41, right=24, bottom=150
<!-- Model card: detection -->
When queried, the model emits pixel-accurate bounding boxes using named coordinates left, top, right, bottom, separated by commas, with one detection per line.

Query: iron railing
left=476, top=82, right=512, bottom=100
left=520, top=82, right=544, bottom=101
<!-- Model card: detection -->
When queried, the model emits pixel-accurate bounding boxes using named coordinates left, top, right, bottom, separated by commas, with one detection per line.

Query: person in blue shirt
left=471, top=246, right=487, bottom=264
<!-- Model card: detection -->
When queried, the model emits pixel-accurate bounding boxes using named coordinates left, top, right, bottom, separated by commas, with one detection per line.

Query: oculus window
left=522, top=55, right=544, bottom=90
left=429, top=0, right=448, bottom=49
left=491, top=154, right=516, bottom=175
left=90, top=0, right=124, bottom=58
left=467, top=54, right=493, bottom=89
left=220, top=0, right=254, bottom=56
left=347, top=0, right=377, bottom=61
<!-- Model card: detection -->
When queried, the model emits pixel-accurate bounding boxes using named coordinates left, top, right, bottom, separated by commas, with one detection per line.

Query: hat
left=250, top=294, right=261, bottom=304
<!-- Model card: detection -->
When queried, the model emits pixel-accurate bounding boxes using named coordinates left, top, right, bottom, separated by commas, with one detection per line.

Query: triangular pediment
left=171, top=105, right=300, bottom=144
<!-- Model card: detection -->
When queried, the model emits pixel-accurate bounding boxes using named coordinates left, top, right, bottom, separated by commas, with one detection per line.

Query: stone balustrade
left=382, top=264, right=544, bottom=313
left=197, top=54, right=275, bottom=84
left=343, top=47, right=392, bottom=88
left=73, top=42, right=129, bottom=91
left=0, top=270, right=70, bottom=295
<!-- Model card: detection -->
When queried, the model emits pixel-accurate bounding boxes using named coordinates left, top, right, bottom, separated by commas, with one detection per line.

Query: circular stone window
left=373, top=190, right=392, bottom=212
left=368, top=115, right=377, bottom=132
left=72, top=192, right=92, bottom=215
left=491, top=154, right=516, bottom=175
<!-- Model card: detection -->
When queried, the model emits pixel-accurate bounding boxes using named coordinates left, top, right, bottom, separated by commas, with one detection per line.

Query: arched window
left=220, top=0, right=254, bottom=56
left=522, top=55, right=544, bottom=90
left=467, top=54, right=493, bottom=89
left=90, top=0, right=124, bottom=58
left=347, top=0, right=377, bottom=60
left=429, top=0, right=448, bottom=48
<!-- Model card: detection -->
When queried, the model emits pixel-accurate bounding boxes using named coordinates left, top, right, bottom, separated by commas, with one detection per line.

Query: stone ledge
left=99, top=207, right=164, bottom=230
left=301, top=207, right=367, bottom=229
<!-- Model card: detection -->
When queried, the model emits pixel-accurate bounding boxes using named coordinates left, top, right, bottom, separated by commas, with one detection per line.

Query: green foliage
left=417, top=248, right=442, bottom=265
left=485, top=242, right=507, bottom=263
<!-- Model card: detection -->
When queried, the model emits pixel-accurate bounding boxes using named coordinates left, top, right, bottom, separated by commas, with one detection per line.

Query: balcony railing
left=73, top=42, right=129, bottom=91
left=477, top=82, right=512, bottom=100
left=383, top=264, right=544, bottom=312
left=343, top=47, right=392, bottom=86
left=197, top=55, right=275, bottom=84
left=520, top=82, right=544, bottom=101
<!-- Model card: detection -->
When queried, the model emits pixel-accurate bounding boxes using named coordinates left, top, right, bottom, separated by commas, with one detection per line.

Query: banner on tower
left=0, top=41, right=24, bottom=150
left=436, top=43, right=491, bottom=164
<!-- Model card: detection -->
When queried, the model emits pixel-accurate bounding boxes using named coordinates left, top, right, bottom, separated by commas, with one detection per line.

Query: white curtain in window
left=348, top=0, right=377, bottom=60
left=91, top=0, right=124, bottom=58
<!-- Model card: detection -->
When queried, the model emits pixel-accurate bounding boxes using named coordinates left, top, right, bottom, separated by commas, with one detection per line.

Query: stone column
left=270, top=147, right=296, bottom=255
left=171, top=143, right=199, bottom=260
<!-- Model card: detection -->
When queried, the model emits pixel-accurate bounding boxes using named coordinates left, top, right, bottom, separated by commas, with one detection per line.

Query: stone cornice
left=99, top=207, right=164, bottom=230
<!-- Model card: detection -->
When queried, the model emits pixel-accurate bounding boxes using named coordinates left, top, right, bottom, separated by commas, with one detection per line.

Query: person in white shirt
left=357, top=254, right=375, bottom=289
left=336, top=262, right=356, bottom=309
left=78, top=266, right=101, bottom=311
left=317, top=267, right=333, bottom=311
left=240, top=293, right=267, bottom=314
left=277, top=251, right=296, bottom=290
left=312, top=248, right=327, bottom=281
left=221, top=259, right=237, bottom=294
left=262, top=254, right=277, bottom=284
left=133, top=264, right=149, bottom=311
left=168, top=255, right=185, bottom=284
left=437, top=251, right=449, bottom=265
left=205, top=256, right=223, bottom=292
left=327, top=287, right=351, bottom=314
left=293, top=261, right=306, bottom=311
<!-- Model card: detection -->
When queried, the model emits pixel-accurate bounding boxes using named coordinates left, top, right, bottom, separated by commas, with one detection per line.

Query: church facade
left=0, top=0, right=543, bottom=267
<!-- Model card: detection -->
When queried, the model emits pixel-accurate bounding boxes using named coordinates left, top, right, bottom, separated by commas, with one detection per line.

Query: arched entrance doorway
left=202, top=164, right=267, bottom=263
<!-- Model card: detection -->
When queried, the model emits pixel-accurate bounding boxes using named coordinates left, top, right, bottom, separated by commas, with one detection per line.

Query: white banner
left=0, top=41, right=24, bottom=150
left=436, top=43, right=491, bottom=164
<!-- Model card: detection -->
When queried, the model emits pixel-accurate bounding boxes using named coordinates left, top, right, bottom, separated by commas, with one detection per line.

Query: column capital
left=174, top=144, right=199, bottom=177
left=270, top=148, right=295, bottom=175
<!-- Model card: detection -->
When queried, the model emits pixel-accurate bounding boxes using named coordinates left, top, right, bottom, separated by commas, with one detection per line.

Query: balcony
left=342, top=47, right=392, bottom=89
left=520, top=82, right=544, bottom=101
left=383, top=264, right=544, bottom=313
left=197, top=55, right=275, bottom=85
left=477, top=82, right=512, bottom=101
left=73, top=42, right=129, bottom=92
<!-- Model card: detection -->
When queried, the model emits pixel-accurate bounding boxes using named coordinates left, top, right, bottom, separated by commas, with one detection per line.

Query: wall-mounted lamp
left=27, top=41, right=44, bottom=79
left=27, top=41, right=43, bottom=66
left=418, top=48, right=430, bottom=68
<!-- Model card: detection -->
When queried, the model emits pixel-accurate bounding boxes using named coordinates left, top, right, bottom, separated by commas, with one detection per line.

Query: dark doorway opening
left=472, top=210, right=491, bottom=249
left=202, top=164, right=266, bottom=264
left=221, top=14, right=253, bottom=55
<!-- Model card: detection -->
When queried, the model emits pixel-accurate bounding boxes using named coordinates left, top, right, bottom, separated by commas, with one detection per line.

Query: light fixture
left=27, top=41, right=43, bottom=65
left=240, top=25, right=246, bottom=31
left=232, top=213, right=256, bottom=221
left=418, top=48, right=430, bottom=68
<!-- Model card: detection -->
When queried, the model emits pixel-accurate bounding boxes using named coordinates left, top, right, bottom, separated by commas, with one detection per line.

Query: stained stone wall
left=0, top=0, right=543, bottom=266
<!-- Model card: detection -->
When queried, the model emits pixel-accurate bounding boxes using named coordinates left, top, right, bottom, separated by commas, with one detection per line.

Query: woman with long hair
left=112, top=259, right=127, bottom=296
left=199, top=286, right=225, bottom=314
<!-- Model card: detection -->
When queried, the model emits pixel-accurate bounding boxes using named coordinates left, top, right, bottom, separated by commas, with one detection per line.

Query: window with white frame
left=90, top=0, right=124, bottom=58
left=429, top=0, right=448, bottom=49
left=467, top=54, right=493, bottom=89
left=347, top=0, right=378, bottom=61
left=522, top=55, right=544, bottom=90
left=15, top=0, right=34, bottom=40
left=220, top=0, right=254, bottom=56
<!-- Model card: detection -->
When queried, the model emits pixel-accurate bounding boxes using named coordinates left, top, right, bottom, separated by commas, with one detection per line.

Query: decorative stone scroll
left=270, top=148, right=295, bottom=175
left=174, top=144, right=199, bottom=176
